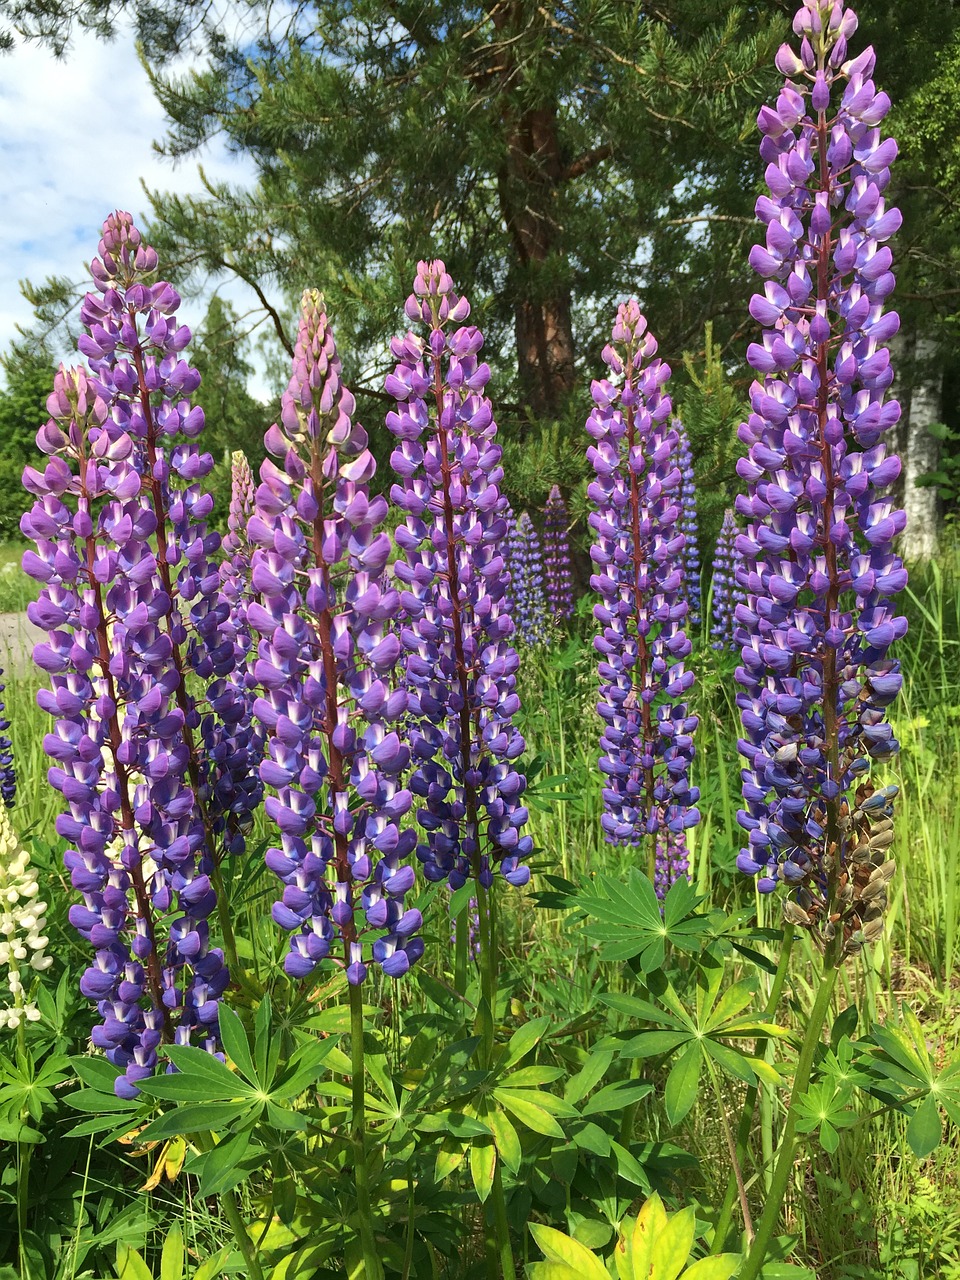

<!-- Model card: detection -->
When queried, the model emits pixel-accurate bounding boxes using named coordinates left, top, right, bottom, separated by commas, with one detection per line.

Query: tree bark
left=902, top=331, right=941, bottom=561
left=491, top=3, right=576, bottom=421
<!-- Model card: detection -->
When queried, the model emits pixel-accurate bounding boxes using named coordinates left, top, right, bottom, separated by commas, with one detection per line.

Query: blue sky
left=0, top=27, right=264, bottom=389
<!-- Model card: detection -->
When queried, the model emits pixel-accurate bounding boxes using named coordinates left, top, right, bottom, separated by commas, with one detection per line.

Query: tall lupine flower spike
left=214, top=450, right=264, bottom=854
left=543, top=485, right=574, bottom=621
left=673, top=422, right=701, bottom=626
left=250, top=291, right=420, bottom=983
left=711, top=509, right=744, bottom=651
left=0, top=803, right=52, bottom=1029
left=587, top=304, right=700, bottom=851
left=386, top=261, right=531, bottom=892
left=0, top=668, right=14, bottom=806
left=20, top=213, right=245, bottom=1094
left=508, top=511, right=551, bottom=646
left=734, top=0, right=907, bottom=956
left=654, top=829, right=691, bottom=901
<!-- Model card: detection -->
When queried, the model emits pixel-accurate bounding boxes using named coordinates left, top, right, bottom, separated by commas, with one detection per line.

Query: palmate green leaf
left=703, top=979, right=758, bottom=1033
left=621, top=1031, right=693, bottom=1060
left=495, top=1088, right=565, bottom=1138
left=665, top=1043, right=702, bottom=1127
left=581, top=1080, right=653, bottom=1116
left=138, top=1100, right=257, bottom=1140
left=907, top=1093, right=943, bottom=1158
left=564, top=1049, right=614, bottom=1104
left=159, top=1045, right=255, bottom=1096
left=502, top=1016, right=553, bottom=1069
left=571, top=1120, right=612, bottom=1158
left=601, top=993, right=688, bottom=1031
left=470, top=1136, right=496, bottom=1203
left=160, top=1223, right=185, bottom=1280
left=219, top=1004, right=259, bottom=1087
left=417, top=1110, right=491, bottom=1138
left=486, top=1105, right=523, bottom=1173
left=702, top=1039, right=757, bottom=1086
left=504, top=1065, right=565, bottom=1088
left=64, top=1087, right=140, bottom=1114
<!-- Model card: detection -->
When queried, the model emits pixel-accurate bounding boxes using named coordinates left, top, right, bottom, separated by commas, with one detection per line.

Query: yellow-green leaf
left=529, top=1224, right=609, bottom=1280
left=116, top=1244, right=153, bottom=1280
left=435, top=1134, right=466, bottom=1181
left=160, top=1224, right=184, bottom=1280
left=683, top=1254, right=741, bottom=1279
left=470, top=1136, right=496, bottom=1202
left=649, top=1203, right=695, bottom=1280
left=628, top=1192, right=669, bottom=1279
left=487, top=1106, right=523, bottom=1173
left=193, top=1248, right=232, bottom=1280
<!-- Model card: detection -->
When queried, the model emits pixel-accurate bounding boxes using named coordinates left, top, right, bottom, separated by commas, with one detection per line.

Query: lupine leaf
left=564, top=1049, right=614, bottom=1104
left=495, top=1089, right=565, bottom=1136
left=487, top=1106, right=523, bottom=1173
left=906, top=1094, right=942, bottom=1158
left=160, top=1224, right=184, bottom=1280
left=581, top=1080, right=653, bottom=1116
left=218, top=1005, right=259, bottom=1087
left=161, top=1046, right=253, bottom=1095
left=665, top=1044, right=701, bottom=1126
left=470, top=1136, right=496, bottom=1202
left=529, top=1224, right=609, bottom=1280
left=502, top=1016, right=552, bottom=1068
left=116, top=1245, right=152, bottom=1280
left=684, top=1257, right=741, bottom=1279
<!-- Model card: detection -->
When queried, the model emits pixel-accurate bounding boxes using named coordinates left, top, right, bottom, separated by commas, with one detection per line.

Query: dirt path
left=0, top=612, right=44, bottom=677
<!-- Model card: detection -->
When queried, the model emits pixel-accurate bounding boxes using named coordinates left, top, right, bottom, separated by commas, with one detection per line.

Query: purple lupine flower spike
left=654, top=829, right=691, bottom=900
left=543, top=485, right=574, bottom=621
left=587, top=303, right=700, bottom=848
left=674, top=422, right=701, bottom=627
left=21, top=213, right=240, bottom=1094
left=0, top=668, right=15, bottom=806
left=387, top=260, right=531, bottom=892
left=711, top=509, right=744, bottom=651
left=735, top=0, right=906, bottom=954
left=251, top=290, right=420, bottom=983
left=508, top=511, right=550, bottom=646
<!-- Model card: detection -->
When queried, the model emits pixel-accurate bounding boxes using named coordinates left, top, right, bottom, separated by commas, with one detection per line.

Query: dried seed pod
left=783, top=900, right=812, bottom=927
left=862, top=917, right=886, bottom=944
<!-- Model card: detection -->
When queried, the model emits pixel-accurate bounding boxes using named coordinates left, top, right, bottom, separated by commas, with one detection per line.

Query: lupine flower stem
left=197, top=1134, right=266, bottom=1280
left=710, top=924, right=795, bottom=1253
left=350, top=980, right=384, bottom=1280
left=737, top=962, right=839, bottom=1280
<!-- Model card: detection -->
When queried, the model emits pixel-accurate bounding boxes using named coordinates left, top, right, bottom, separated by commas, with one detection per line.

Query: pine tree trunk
left=902, top=332, right=941, bottom=561
left=491, top=5, right=576, bottom=420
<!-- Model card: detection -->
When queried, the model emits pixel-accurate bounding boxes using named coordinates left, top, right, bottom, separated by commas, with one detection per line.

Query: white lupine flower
left=0, top=802, right=52, bottom=1030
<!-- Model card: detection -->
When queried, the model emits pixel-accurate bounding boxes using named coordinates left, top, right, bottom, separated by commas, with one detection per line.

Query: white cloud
left=0, top=28, right=276, bottom=396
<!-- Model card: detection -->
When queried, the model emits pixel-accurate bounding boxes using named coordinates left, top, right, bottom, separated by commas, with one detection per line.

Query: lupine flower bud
left=21, top=213, right=239, bottom=1093
left=0, top=803, right=52, bottom=1029
left=387, top=261, right=531, bottom=891
left=587, top=304, right=700, bottom=846
left=507, top=511, right=550, bottom=646
left=735, top=2, right=907, bottom=954
left=251, top=291, right=420, bottom=983
left=0, top=669, right=14, bottom=807
left=543, top=485, right=574, bottom=621
left=673, top=422, right=701, bottom=627
left=654, top=829, right=691, bottom=900
left=710, top=510, right=745, bottom=651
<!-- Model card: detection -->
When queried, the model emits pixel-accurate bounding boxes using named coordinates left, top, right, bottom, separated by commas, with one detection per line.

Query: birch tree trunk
left=902, top=332, right=941, bottom=561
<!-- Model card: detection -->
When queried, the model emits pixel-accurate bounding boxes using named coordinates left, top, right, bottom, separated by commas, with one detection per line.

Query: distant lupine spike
left=734, top=1, right=907, bottom=955
left=508, top=511, right=551, bottom=646
left=250, top=291, right=421, bottom=983
left=674, top=422, right=701, bottom=626
left=654, top=829, right=691, bottom=900
left=222, top=449, right=255, bottom=558
left=543, top=485, right=574, bottom=620
left=710, top=510, right=745, bottom=651
left=387, top=260, right=531, bottom=891
left=0, top=668, right=14, bottom=806
left=587, top=304, right=700, bottom=848
left=0, top=802, right=52, bottom=1029
left=21, top=213, right=240, bottom=1094
left=215, top=451, right=265, bottom=856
